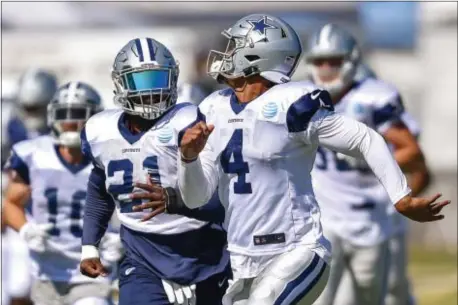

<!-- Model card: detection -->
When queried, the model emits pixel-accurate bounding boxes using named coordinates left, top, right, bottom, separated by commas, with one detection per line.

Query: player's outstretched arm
left=316, top=113, right=450, bottom=222
left=178, top=121, right=219, bottom=209
left=80, top=166, right=115, bottom=278
left=3, top=153, right=53, bottom=253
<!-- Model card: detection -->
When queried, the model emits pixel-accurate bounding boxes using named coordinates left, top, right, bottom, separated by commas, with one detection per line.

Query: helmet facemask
left=47, top=101, right=100, bottom=148
left=112, top=64, right=179, bottom=120
left=207, top=30, right=256, bottom=81
left=306, top=52, right=358, bottom=97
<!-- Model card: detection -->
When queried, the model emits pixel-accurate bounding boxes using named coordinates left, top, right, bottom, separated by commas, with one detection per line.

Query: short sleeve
left=285, top=89, right=334, bottom=144
left=3, top=149, right=30, bottom=184
left=373, top=93, right=405, bottom=134
left=175, top=105, right=206, bottom=146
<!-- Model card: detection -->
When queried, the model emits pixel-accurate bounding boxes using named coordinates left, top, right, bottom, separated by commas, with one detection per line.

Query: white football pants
left=31, top=280, right=113, bottom=305
left=313, top=229, right=389, bottom=305
left=385, top=232, right=416, bottom=305
left=223, top=246, right=330, bottom=305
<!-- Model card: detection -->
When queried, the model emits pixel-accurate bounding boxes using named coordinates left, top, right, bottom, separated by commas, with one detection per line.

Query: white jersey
left=179, top=82, right=411, bottom=278
left=311, top=78, right=417, bottom=245
left=83, top=103, right=209, bottom=234
left=6, top=135, right=104, bottom=283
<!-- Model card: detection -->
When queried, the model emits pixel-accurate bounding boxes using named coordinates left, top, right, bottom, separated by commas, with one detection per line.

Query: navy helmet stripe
left=146, top=38, right=156, bottom=61
left=135, top=39, right=144, bottom=62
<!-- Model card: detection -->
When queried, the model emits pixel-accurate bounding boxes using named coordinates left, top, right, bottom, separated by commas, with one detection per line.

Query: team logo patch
left=157, top=126, right=173, bottom=143
left=262, top=102, right=278, bottom=119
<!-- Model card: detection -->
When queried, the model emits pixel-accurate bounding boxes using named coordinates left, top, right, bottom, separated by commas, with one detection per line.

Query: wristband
left=180, top=153, right=198, bottom=163
left=81, top=245, right=100, bottom=261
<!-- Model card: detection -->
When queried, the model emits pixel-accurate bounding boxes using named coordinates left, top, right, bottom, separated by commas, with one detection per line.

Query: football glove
left=162, top=279, right=196, bottom=305
left=19, top=222, right=53, bottom=253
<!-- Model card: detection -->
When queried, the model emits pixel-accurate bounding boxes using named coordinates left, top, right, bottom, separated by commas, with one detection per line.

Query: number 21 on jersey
left=220, top=129, right=252, bottom=194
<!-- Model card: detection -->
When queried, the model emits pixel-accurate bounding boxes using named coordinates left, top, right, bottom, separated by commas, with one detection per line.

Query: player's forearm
left=393, top=146, right=422, bottom=172
left=82, top=167, right=115, bottom=248
left=178, top=157, right=217, bottom=209
left=407, top=163, right=431, bottom=196
left=3, top=200, right=27, bottom=232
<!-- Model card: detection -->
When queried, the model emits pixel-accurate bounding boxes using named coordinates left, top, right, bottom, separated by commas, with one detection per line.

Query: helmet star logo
left=247, top=16, right=277, bottom=36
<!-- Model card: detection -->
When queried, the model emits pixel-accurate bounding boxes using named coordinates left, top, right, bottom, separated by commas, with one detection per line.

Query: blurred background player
left=305, top=24, right=430, bottom=305
left=79, top=37, right=230, bottom=305
left=346, top=62, right=425, bottom=305
left=3, top=68, right=58, bottom=148
left=2, top=81, right=122, bottom=305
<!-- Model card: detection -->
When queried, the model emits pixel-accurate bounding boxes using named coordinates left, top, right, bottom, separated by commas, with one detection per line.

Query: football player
left=79, top=37, right=230, bottom=305
left=4, top=68, right=58, bottom=147
left=335, top=63, right=425, bottom=305
left=2, top=81, right=120, bottom=305
left=167, top=14, right=449, bottom=305
left=304, top=24, right=430, bottom=305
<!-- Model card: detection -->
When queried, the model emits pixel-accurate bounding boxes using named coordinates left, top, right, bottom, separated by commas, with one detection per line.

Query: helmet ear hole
left=245, top=55, right=260, bottom=62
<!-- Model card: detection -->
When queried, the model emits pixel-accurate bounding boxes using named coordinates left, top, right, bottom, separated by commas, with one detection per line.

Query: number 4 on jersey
left=220, top=129, right=252, bottom=194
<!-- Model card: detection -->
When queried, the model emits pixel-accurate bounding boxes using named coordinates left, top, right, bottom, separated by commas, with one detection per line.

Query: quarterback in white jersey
left=170, top=14, right=449, bottom=305
left=305, top=24, right=431, bottom=305
left=2, top=81, right=120, bottom=305
left=79, top=38, right=230, bottom=305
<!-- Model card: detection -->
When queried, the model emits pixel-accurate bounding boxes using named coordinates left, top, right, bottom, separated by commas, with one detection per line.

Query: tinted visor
left=55, top=107, right=93, bottom=120
left=123, top=70, right=170, bottom=91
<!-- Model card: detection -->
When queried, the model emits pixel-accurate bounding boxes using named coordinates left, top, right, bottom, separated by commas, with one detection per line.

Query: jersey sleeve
left=372, top=92, right=405, bottom=134
left=80, top=125, right=104, bottom=170
left=3, top=140, right=34, bottom=185
left=285, top=88, right=335, bottom=143
left=315, top=112, right=411, bottom=204
left=177, top=132, right=219, bottom=209
left=172, top=103, right=206, bottom=146
left=82, top=163, right=116, bottom=247
left=400, top=111, right=421, bottom=138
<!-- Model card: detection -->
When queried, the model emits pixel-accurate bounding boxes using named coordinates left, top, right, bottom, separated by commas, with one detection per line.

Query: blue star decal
left=247, top=16, right=277, bottom=36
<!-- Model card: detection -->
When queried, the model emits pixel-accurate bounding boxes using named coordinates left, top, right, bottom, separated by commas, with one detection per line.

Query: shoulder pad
left=358, top=79, right=401, bottom=107
left=84, top=109, right=123, bottom=143
left=11, top=135, right=54, bottom=161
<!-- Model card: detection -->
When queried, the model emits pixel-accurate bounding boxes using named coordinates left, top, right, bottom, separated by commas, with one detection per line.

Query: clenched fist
left=180, top=121, right=214, bottom=161
left=80, top=257, right=109, bottom=278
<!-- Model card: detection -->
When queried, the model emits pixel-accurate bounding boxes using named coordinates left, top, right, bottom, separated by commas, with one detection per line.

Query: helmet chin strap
left=58, top=132, right=81, bottom=148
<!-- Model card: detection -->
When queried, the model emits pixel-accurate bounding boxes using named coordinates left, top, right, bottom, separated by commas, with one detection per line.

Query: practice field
left=296, top=246, right=457, bottom=305
left=409, top=246, right=457, bottom=305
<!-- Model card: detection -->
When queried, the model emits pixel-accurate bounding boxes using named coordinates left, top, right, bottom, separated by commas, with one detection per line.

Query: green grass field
left=409, top=246, right=457, bottom=305
left=296, top=246, right=457, bottom=305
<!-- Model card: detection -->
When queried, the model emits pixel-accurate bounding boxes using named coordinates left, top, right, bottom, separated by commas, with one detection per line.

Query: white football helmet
left=305, top=24, right=361, bottom=97
left=48, top=81, right=103, bottom=147
left=112, top=38, right=179, bottom=120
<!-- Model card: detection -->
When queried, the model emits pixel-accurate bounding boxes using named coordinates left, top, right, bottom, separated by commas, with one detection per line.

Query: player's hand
left=395, top=193, right=451, bottom=222
left=19, top=222, right=53, bottom=253
left=80, top=257, right=109, bottom=278
left=162, top=279, right=196, bottom=305
left=99, top=233, right=124, bottom=264
left=180, top=121, right=214, bottom=161
left=129, top=175, right=167, bottom=221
